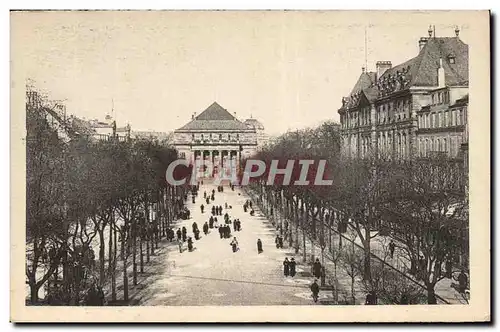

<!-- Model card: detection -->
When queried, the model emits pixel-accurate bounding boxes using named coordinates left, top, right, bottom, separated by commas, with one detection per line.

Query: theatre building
left=173, top=102, right=263, bottom=177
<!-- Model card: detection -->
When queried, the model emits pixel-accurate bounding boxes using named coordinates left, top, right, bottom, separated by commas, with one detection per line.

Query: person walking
left=389, top=240, right=396, bottom=259
left=182, top=227, right=187, bottom=242
left=230, top=237, right=239, bottom=253
left=178, top=239, right=183, bottom=253
left=209, top=216, right=214, bottom=228
left=278, top=235, right=284, bottom=249
left=176, top=228, right=182, bottom=241
left=211, top=206, right=216, bottom=216
left=310, top=279, right=320, bottom=303
left=275, top=235, right=280, bottom=249
left=257, top=239, right=263, bottom=254
left=283, top=258, right=290, bottom=277
left=203, top=222, right=209, bottom=235
left=313, top=258, right=322, bottom=279
left=289, top=258, right=297, bottom=277
left=200, top=204, right=204, bottom=214
left=192, top=221, right=198, bottom=234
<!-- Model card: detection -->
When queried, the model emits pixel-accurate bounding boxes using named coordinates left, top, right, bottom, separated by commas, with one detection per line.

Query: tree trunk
left=301, top=203, right=307, bottom=263
left=139, top=234, right=144, bottom=273
left=98, top=228, right=105, bottom=286
left=427, top=284, right=437, bottom=304
left=29, top=281, right=39, bottom=304
left=363, top=227, right=371, bottom=282
left=121, top=235, right=128, bottom=301
left=111, top=223, right=117, bottom=301
left=132, top=222, right=138, bottom=285
left=146, top=229, right=150, bottom=263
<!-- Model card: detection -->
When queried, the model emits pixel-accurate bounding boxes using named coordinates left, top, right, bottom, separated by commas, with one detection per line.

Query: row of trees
left=26, top=86, right=189, bottom=305
left=243, top=122, right=468, bottom=304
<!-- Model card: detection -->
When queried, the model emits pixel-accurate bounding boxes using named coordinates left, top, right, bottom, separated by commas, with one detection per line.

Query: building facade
left=338, top=27, right=469, bottom=162
left=173, top=102, right=263, bottom=176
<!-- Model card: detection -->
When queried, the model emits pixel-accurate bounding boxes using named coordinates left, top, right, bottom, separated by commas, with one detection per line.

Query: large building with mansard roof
left=173, top=102, right=265, bottom=174
left=338, top=26, right=469, bottom=162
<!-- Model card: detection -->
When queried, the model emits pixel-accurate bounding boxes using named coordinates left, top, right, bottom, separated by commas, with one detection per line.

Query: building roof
left=176, top=102, right=252, bottom=131
left=379, top=37, right=469, bottom=87
left=349, top=72, right=377, bottom=96
left=244, top=118, right=265, bottom=130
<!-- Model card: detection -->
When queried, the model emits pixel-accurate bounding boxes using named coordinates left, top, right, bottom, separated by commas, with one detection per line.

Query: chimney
left=376, top=61, right=392, bottom=79
left=419, top=37, right=429, bottom=51
left=192, top=113, right=194, bottom=120
left=438, top=58, right=445, bottom=88
left=362, top=66, right=366, bottom=73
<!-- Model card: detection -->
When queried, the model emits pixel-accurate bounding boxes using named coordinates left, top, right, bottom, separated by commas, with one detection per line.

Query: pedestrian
left=178, top=239, right=183, bottom=253
left=389, top=240, right=396, bottom=259
left=194, top=228, right=200, bottom=240
left=365, top=291, right=377, bottom=305
left=192, top=196, right=195, bottom=204
left=243, top=204, right=248, bottom=213
left=211, top=194, right=215, bottom=201
left=310, top=279, right=320, bottom=303
left=456, top=270, right=468, bottom=294
left=187, top=237, right=194, bottom=252
left=289, top=258, right=296, bottom=277
left=212, top=206, right=216, bottom=216
left=283, top=258, right=290, bottom=277
left=233, top=220, right=238, bottom=232
left=204, top=191, right=207, bottom=199
left=177, top=228, right=182, bottom=241
left=250, top=209, right=255, bottom=216
left=313, top=258, right=322, bottom=279
left=192, top=221, right=198, bottom=234
left=206, top=197, right=210, bottom=205
left=225, top=202, right=228, bottom=209
left=182, top=227, right=187, bottom=242
left=219, top=205, right=223, bottom=215
left=275, top=235, right=280, bottom=249
left=218, top=225, right=224, bottom=239
left=249, top=201, right=253, bottom=209
left=214, top=217, right=218, bottom=228
left=209, top=216, right=214, bottom=228
left=278, top=235, right=284, bottom=249
left=212, top=189, right=215, bottom=195
left=257, top=239, right=263, bottom=254
left=231, top=237, right=239, bottom=253
left=203, top=222, right=209, bottom=235
left=200, top=204, right=204, bottom=214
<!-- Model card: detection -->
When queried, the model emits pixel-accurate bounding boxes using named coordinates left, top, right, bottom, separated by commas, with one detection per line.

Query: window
left=457, top=110, right=462, bottom=126
left=448, top=56, right=456, bottom=64
left=443, top=138, right=448, bottom=155
left=192, top=134, right=195, bottom=140
left=237, top=133, right=240, bottom=140
left=444, top=111, right=449, bottom=127
left=201, top=134, right=204, bottom=140
left=451, top=110, right=456, bottom=126
left=228, top=134, right=231, bottom=140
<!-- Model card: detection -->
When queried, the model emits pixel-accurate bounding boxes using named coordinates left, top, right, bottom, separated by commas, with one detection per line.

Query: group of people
left=282, top=257, right=297, bottom=277
left=218, top=224, right=233, bottom=239
left=211, top=205, right=224, bottom=216
left=216, top=185, right=224, bottom=193
left=243, top=200, right=255, bottom=216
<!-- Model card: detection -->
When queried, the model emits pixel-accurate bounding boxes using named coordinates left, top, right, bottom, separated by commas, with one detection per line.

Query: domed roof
left=244, top=118, right=264, bottom=130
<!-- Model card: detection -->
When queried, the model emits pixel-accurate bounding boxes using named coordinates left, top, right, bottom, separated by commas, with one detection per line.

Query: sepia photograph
left=10, top=9, right=490, bottom=322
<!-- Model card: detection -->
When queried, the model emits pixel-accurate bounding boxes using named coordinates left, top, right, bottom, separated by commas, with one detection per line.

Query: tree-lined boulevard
left=26, top=85, right=469, bottom=306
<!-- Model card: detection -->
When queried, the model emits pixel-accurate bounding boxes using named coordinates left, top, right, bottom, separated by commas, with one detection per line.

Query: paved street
left=132, top=181, right=325, bottom=306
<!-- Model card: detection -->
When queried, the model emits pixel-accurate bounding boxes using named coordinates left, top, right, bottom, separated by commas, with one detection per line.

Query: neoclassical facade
left=173, top=102, right=264, bottom=176
left=338, top=27, right=469, bottom=161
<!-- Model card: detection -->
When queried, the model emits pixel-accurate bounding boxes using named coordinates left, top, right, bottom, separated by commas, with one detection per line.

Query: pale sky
left=12, top=11, right=471, bottom=136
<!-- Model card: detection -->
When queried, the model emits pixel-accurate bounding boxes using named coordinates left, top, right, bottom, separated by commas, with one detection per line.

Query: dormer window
left=448, top=54, right=456, bottom=64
